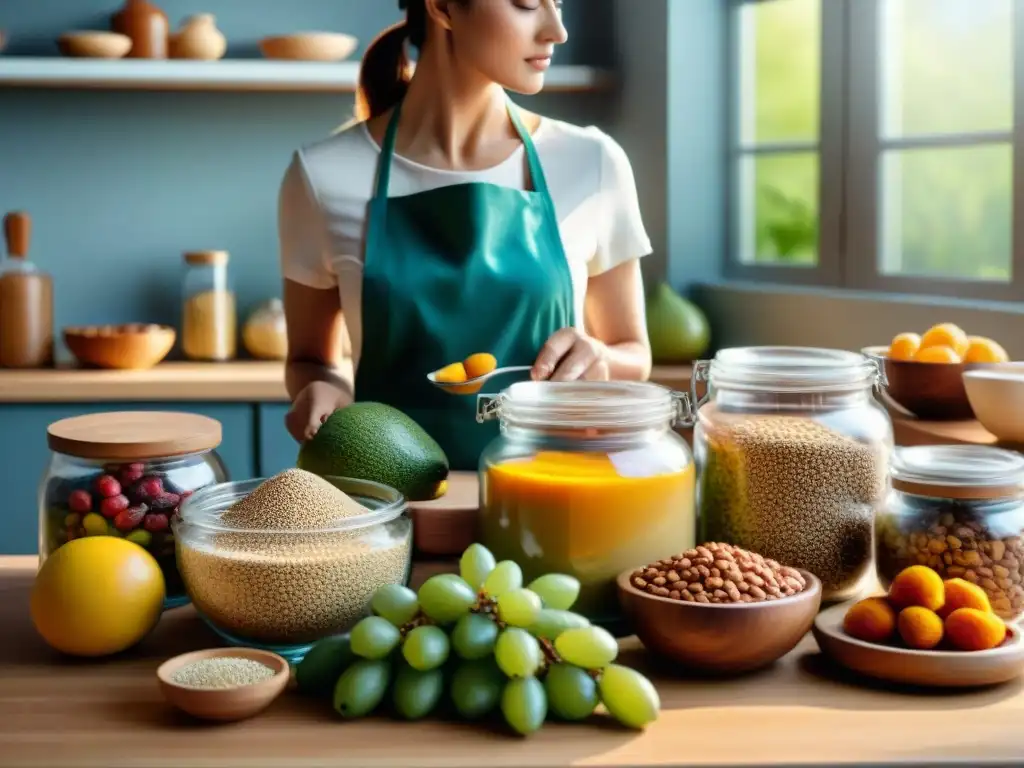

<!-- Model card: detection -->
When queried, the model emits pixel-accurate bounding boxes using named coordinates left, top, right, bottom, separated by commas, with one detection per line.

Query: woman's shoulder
left=533, top=116, right=630, bottom=168
left=285, top=119, right=382, bottom=200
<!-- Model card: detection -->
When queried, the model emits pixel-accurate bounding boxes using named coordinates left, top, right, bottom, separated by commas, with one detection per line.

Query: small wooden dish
left=409, top=471, right=478, bottom=557
left=156, top=647, right=290, bottom=722
left=58, top=31, right=132, bottom=59
left=862, top=345, right=995, bottom=421
left=259, top=32, right=357, bottom=62
left=812, top=601, right=1024, bottom=688
left=64, top=324, right=175, bottom=370
left=616, top=568, right=822, bottom=675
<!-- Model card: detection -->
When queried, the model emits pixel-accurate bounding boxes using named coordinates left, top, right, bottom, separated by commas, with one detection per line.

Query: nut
left=630, top=542, right=808, bottom=604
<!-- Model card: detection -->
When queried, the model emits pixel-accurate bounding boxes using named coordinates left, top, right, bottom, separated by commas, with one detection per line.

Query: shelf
left=0, top=57, right=614, bottom=93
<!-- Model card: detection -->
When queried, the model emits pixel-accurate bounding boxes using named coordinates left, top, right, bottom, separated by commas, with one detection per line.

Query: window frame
left=726, top=0, right=1024, bottom=302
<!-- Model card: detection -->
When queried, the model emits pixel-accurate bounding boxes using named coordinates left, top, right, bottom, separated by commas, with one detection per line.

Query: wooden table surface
left=2, top=556, right=1024, bottom=767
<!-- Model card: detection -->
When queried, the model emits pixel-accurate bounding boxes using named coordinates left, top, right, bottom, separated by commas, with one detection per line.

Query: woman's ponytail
left=355, top=21, right=415, bottom=122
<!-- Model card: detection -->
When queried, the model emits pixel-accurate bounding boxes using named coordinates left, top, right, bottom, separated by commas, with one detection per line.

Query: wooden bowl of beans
left=617, top=542, right=822, bottom=675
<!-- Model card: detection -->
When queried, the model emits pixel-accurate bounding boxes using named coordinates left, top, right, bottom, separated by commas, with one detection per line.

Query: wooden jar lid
left=184, top=250, right=229, bottom=266
left=47, top=411, right=223, bottom=460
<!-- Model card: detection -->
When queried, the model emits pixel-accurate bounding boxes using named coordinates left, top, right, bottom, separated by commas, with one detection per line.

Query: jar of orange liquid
left=475, top=381, right=696, bottom=636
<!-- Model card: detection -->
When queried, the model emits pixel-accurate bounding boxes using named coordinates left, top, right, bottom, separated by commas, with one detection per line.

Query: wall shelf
left=0, top=58, right=614, bottom=93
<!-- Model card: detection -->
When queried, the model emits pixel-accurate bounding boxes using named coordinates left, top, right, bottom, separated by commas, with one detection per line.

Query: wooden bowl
left=157, top=648, right=290, bottom=722
left=616, top=568, right=822, bottom=675
left=863, top=345, right=989, bottom=421
left=812, top=601, right=1024, bottom=688
left=58, top=31, right=132, bottom=59
left=63, top=324, right=175, bottom=370
left=964, top=364, right=1024, bottom=444
left=259, top=33, right=358, bottom=62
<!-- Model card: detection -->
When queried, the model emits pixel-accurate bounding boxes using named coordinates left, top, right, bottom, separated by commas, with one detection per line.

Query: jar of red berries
left=39, top=411, right=228, bottom=609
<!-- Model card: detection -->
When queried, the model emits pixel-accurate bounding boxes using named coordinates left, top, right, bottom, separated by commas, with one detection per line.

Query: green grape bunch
left=297, top=542, right=661, bottom=737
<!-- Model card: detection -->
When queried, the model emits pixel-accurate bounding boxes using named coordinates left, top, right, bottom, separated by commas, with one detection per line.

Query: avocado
left=645, top=281, right=711, bottom=363
left=297, top=402, right=449, bottom=502
left=295, top=634, right=355, bottom=698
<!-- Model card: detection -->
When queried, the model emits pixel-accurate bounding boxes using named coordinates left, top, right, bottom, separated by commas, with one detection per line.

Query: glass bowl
left=173, top=476, right=412, bottom=663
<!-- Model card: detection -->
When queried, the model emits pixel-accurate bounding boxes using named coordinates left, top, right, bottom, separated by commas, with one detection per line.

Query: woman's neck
left=394, top=42, right=518, bottom=171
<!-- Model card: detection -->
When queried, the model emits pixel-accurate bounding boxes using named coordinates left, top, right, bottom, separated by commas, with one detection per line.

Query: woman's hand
left=285, top=381, right=348, bottom=443
left=531, top=327, right=611, bottom=382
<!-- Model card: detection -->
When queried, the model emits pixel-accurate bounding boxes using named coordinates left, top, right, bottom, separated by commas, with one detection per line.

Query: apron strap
left=373, top=100, right=405, bottom=202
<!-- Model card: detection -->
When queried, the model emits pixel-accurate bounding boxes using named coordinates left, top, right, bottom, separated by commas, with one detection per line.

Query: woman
left=279, top=0, right=653, bottom=471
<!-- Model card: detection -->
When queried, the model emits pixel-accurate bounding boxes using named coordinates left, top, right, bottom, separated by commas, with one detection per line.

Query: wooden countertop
left=0, top=363, right=694, bottom=404
left=3, top=556, right=1024, bottom=767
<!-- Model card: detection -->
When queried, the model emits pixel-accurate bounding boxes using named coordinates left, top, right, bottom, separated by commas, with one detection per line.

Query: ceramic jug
left=170, top=14, right=227, bottom=60
left=112, top=0, right=169, bottom=59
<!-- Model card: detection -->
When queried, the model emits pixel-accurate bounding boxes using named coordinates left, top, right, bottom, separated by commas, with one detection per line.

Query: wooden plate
left=812, top=601, right=1024, bottom=688
left=408, top=471, right=478, bottom=557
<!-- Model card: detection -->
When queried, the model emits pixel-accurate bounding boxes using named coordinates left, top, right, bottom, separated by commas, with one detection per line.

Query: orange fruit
left=30, top=537, right=165, bottom=657
left=920, top=323, right=969, bottom=358
left=463, top=352, right=498, bottom=380
left=433, top=362, right=468, bottom=384
left=913, top=345, right=961, bottom=364
left=963, top=336, right=1009, bottom=364
left=888, top=332, right=922, bottom=361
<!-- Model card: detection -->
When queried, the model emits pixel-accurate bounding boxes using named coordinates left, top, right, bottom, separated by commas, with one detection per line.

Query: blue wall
left=0, top=0, right=615, bottom=360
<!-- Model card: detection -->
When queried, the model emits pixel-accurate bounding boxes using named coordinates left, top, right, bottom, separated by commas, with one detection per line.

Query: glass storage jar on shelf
left=181, top=249, right=236, bottom=361
left=39, top=411, right=228, bottom=609
left=877, top=445, right=1024, bottom=622
left=692, top=347, right=893, bottom=603
left=475, top=380, right=697, bottom=636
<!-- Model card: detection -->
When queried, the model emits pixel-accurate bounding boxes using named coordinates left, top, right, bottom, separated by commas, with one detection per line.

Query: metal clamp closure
left=476, top=394, right=501, bottom=424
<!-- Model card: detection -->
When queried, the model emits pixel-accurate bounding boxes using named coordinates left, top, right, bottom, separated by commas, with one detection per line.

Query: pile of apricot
left=432, top=353, right=498, bottom=395
left=887, top=323, right=1009, bottom=364
left=843, top=565, right=1009, bottom=652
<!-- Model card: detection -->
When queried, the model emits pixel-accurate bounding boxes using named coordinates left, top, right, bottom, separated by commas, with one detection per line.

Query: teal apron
left=355, top=98, right=575, bottom=471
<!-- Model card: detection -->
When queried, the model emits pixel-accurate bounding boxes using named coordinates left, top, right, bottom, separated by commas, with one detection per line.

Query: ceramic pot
left=170, top=14, right=227, bottom=60
left=111, top=0, right=169, bottom=59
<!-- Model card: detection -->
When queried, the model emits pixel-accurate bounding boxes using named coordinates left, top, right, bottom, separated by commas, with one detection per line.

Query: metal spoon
left=426, top=365, right=533, bottom=394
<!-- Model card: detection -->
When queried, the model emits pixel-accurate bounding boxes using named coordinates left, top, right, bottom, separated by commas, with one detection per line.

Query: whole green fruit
left=645, top=281, right=711, bottom=363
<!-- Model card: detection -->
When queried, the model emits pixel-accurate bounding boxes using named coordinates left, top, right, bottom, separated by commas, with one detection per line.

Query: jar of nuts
left=877, top=445, right=1024, bottom=622
left=693, top=347, right=893, bottom=603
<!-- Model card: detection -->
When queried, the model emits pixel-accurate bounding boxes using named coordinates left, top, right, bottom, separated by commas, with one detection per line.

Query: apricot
left=842, top=597, right=896, bottom=644
left=913, top=344, right=961, bottom=364
left=463, top=352, right=498, bottom=380
left=944, top=607, right=1008, bottom=652
left=920, top=322, right=969, bottom=358
left=888, top=565, right=945, bottom=612
left=963, top=336, right=1010, bottom=364
left=939, top=578, right=992, bottom=619
left=434, top=362, right=468, bottom=383
left=897, top=606, right=944, bottom=650
left=888, top=332, right=922, bottom=361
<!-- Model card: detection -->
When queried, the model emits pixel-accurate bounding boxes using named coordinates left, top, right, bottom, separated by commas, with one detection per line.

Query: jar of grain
left=39, top=411, right=228, bottom=610
left=174, top=474, right=412, bottom=663
left=692, top=347, right=892, bottom=603
left=181, top=250, right=236, bottom=361
left=476, top=380, right=697, bottom=636
left=877, top=445, right=1024, bottom=621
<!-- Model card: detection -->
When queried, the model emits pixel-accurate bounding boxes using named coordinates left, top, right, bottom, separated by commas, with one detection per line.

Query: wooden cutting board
left=408, top=471, right=479, bottom=557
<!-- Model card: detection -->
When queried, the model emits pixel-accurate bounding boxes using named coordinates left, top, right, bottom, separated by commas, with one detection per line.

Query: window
left=727, top=0, right=1023, bottom=301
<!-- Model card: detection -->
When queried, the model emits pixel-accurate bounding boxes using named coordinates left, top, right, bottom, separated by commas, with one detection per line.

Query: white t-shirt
left=278, top=114, right=652, bottom=372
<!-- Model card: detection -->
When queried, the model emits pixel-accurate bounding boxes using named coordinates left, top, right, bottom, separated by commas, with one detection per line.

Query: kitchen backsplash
left=0, top=0, right=616, bottom=361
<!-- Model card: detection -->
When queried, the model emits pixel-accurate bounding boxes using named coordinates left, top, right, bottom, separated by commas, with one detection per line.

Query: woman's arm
left=531, top=259, right=651, bottom=382
left=283, top=278, right=352, bottom=401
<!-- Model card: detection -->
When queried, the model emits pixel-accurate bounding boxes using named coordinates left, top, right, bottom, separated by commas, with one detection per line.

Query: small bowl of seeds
left=156, top=647, right=290, bottom=722
left=174, top=468, right=413, bottom=663
left=617, top=542, right=822, bottom=675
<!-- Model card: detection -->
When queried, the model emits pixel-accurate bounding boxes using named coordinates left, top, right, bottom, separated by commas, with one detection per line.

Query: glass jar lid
left=706, top=346, right=880, bottom=393
left=477, top=381, right=687, bottom=430
left=47, top=411, right=222, bottom=460
left=890, top=445, right=1024, bottom=500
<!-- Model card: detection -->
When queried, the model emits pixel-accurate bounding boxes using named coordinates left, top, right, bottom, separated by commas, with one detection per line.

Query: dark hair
left=355, top=1, right=430, bottom=122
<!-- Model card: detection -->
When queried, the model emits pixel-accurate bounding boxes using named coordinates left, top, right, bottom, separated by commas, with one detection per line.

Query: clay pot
left=111, top=0, right=169, bottom=59
left=169, top=14, right=227, bottom=61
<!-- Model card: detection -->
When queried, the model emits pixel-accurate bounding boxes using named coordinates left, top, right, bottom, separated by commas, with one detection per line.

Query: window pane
left=880, top=144, right=1012, bottom=280
left=739, top=152, right=819, bottom=265
left=739, top=0, right=821, bottom=144
left=880, top=0, right=1012, bottom=137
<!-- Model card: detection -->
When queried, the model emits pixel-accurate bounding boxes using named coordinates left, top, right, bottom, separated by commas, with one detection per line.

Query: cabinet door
left=257, top=404, right=298, bottom=477
left=0, top=403, right=254, bottom=556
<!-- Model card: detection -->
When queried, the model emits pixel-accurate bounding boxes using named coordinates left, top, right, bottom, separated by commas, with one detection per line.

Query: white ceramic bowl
left=964, top=364, right=1024, bottom=444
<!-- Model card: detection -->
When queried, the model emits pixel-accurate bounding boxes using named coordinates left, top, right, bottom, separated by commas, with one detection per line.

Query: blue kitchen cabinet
left=0, top=403, right=255, bottom=555
left=257, top=403, right=299, bottom=477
